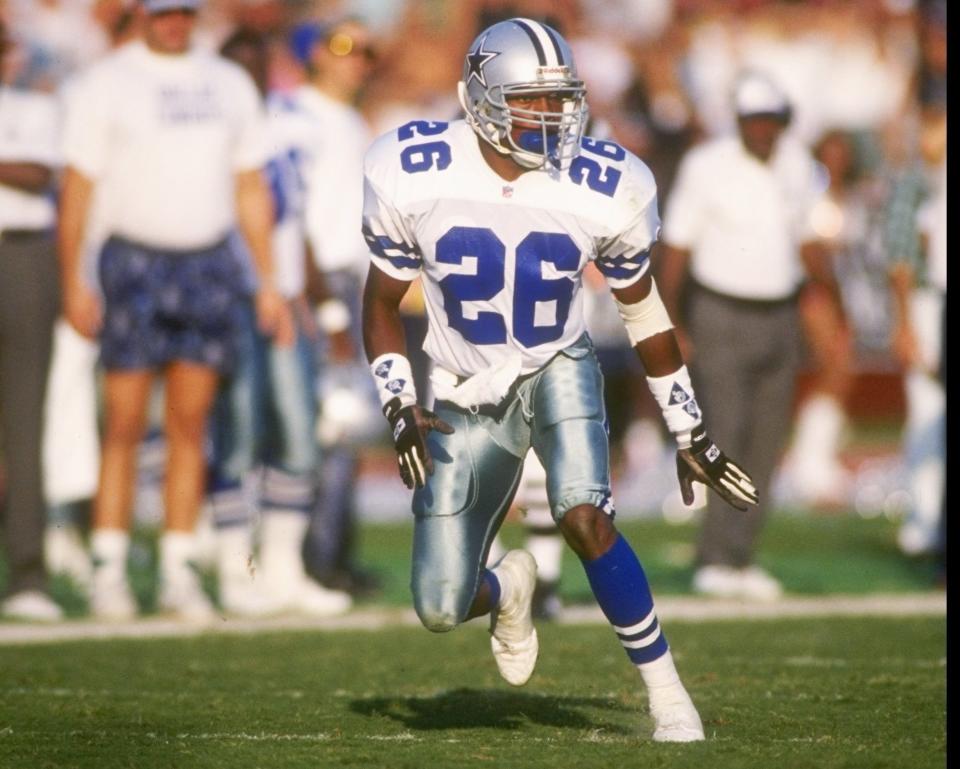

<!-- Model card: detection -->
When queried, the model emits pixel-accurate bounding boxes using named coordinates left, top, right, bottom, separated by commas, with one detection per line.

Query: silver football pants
left=411, top=335, right=613, bottom=632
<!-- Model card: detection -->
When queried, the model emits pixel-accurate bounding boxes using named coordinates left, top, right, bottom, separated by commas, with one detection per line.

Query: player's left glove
left=383, top=397, right=455, bottom=490
left=676, top=427, right=758, bottom=511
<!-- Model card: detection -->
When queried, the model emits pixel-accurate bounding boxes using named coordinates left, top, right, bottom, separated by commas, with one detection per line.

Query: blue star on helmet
left=466, top=36, right=500, bottom=87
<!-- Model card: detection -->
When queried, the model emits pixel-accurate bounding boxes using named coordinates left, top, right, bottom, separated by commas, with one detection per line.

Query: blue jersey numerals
left=437, top=227, right=507, bottom=344
left=437, top=226, right=579, bottom=347
left=398, top=120, right=452, bottom=174
left=513, top=232, right=579, bottom=347
left=568, top=138, right=625, bottom=198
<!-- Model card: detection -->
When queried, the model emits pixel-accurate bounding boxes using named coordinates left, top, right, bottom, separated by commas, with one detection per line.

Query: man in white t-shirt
left=658, top=71, right=838, bottom=602
left=0, top=18, right=63, bottom=622
left=58, top=0, right=290, bottom=622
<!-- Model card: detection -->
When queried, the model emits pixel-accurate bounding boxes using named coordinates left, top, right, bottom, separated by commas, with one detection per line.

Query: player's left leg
left=533, top=341, right=704, bottom=742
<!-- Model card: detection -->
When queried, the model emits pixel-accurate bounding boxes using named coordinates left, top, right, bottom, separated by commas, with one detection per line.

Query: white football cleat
left=489, top=550, right=539, bottom=686
left=1, top=590, right=64, bottom=622
left=650, top=692, right=705, bottom=742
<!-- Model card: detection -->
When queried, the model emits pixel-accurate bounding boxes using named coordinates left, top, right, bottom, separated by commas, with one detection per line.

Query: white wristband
left=646, top=365, right=702, bottom=448
left=370, top=353, right=418, bottom=412
left=316, top=299, right=351, bottom=334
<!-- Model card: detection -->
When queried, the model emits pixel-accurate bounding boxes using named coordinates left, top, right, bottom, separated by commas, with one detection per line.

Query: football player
left=361, top=18, right=757, bottom=742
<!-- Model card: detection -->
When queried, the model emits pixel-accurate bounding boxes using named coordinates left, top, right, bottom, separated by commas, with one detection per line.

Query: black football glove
left=383, top=397, right=455, bottom=490
left=676, top=427, right=758, bottom=511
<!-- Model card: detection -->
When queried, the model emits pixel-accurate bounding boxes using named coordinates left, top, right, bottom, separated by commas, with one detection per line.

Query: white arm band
left=614, top=277, right=674, bottom=346
left=646, top=365, right=702, bottom=448
left=370, top=353, right=418, bottom=412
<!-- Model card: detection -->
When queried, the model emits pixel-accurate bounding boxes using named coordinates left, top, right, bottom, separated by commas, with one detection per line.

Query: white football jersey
left=363, top=119, right=659, bottom=377
left=261, top=91, right=318, bottom=298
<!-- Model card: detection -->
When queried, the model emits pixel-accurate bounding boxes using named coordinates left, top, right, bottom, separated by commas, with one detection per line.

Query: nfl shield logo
left=502, top=186, right=513, bottom=198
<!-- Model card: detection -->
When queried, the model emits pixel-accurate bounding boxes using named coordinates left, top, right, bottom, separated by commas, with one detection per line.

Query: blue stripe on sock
left=581, top=534, right=669, bottom=664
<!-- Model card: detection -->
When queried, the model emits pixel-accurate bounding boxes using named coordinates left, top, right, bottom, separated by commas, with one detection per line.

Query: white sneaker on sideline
left=692, top=564, right=782, bottom=602
left=90, top=570, right=138, bottom=621
left=278, top=579, right=352, bottom=617
left=738, top=566, right=783, bottom=602
left=157, top=570, right=216, bottom=623
left=691, top=565, right=743, bottom=599
left=219, top=578, right=282, bottom=618
left=1, top=590, right=64, bottom=622
left=650, top=689, right=705, bottom=742
left=489, top=550, right=539, bottom=686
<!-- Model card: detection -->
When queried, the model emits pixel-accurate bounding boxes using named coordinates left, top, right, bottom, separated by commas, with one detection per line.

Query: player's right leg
left=410, top=403, right=525, bottom=630
left=409, top=404, right=537, bottom=684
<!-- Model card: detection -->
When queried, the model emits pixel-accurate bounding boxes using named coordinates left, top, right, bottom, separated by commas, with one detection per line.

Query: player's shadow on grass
left=350, top=688, right=632, bottom=732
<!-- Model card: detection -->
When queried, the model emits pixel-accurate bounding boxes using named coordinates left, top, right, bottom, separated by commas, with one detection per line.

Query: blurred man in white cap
left=658, top=71, right=839, bottom=601
left=58, top=0, right=290, bottom=622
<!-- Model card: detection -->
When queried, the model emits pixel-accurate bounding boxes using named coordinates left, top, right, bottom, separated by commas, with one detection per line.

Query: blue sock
left=483, top=569, right=502, bottom=610
left=581, top=534, right=669, bottom=665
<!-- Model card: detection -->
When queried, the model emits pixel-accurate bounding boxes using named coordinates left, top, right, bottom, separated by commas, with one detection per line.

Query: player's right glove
left=676, top=427, right=758, bottom=511
left=383, top=397, right=455, bottom=490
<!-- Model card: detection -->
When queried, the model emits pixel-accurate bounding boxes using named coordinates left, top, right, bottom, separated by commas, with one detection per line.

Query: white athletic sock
left=160, top=530, right=198, bottom=583
left=90, top=528, right=130, bottom=578
left=791, top=394, right=845, bottom=472
left=259, top=510, right=310, bottom=587
left=216, top=524, right=256, bottom=584
left=637, top=649, right=688, bottom=708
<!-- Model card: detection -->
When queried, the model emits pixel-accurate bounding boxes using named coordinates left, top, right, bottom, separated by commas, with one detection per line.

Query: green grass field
left=0, top=512, right=946, bottom=768
left=0, top=617, right=945, bottom=768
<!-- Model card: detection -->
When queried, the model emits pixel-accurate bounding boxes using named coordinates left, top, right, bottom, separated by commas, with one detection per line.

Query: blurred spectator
left=679, top=0, right=912, bottom=146
left=780, top=129, right=881, bottom=507
left=879, top=0, right=945, bottom=561
left=887, top=106, right=945, bottom=560
left=41, top=0, right=141, bottom=600
left=360, top=0, right=467, bottom=134
left=4, top=0, right=115, bottom=89
left=207, top=25, right=352, bottom=617
left=658, top=71, right=838, bottom=601
left=286, top=16, right=385, bottom=597
left=0, top=16, right=63, bottom=622
left=58, top=0, right=290, bottom=621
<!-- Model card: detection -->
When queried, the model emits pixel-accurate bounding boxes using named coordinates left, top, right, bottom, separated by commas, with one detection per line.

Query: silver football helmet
left=457, top=17, right=588, bottom=170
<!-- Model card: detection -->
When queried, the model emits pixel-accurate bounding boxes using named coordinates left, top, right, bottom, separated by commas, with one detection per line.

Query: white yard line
left=0, top=593, right=944, bottom=646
